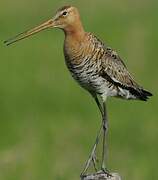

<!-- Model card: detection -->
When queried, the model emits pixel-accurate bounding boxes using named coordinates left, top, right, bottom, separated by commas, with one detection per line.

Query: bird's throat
left=64, top=24, right=85, bottom=58
left=64, top=20, right=85, bottom=42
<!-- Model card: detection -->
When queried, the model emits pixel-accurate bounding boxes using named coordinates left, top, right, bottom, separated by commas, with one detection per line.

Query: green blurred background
left=0, top=0, right=157, bottom=179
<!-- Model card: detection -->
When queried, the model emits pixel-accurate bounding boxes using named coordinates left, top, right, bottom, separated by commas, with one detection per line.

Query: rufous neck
left=63, top=21, right=85, bottom=42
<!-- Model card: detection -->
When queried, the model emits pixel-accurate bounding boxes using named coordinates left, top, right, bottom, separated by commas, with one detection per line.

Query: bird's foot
left=101, top=167, right=112, bottom=177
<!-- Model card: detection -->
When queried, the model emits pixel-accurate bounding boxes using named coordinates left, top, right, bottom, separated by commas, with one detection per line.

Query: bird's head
left=4, top=5, right=83, bottom=46
left=53, top=6, right=81, bottom=30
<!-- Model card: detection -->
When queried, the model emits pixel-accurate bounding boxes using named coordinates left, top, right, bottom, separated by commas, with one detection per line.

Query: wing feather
left=88, top=33, right=152, bottom=100
left=100, top=48, right=140, bottom=89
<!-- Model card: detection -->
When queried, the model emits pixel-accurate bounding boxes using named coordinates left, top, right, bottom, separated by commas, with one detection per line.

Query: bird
left=4, top=5, right=152, bottom=177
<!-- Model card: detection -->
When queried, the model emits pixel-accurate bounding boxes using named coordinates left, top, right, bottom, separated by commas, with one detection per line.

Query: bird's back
left=64, top=32, right=152, bottom=101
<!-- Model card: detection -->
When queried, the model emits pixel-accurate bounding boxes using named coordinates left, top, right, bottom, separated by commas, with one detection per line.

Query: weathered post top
left=81, top=171, right=121, bottom=180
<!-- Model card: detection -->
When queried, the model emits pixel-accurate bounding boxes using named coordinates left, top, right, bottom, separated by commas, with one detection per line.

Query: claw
left=101, top=168, right=112, bottom=177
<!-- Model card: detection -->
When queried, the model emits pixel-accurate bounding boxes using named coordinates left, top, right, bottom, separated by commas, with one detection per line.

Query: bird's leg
left=94, top=96, right=104, bottom=117
left=81, top=123, right=103, bottom=177
left=95, top=97, right=109, bottom=172
left=101, top=102, right=111, bottom=177
left=80, top=96, right=103, bottom=177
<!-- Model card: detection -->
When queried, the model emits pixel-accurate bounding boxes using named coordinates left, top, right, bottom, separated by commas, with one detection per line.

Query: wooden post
left=81, top=171, right=121, bottom=180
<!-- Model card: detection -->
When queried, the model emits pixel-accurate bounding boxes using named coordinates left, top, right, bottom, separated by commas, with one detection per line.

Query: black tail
left=130, top=88, right=153, bottom=101
left=138, top=89, right=153, bottom=101
left=100, top=72, right=153, bottom=101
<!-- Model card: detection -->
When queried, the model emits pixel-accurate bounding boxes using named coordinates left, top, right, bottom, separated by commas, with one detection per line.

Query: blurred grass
left=0, top=0, right=157, bottom=179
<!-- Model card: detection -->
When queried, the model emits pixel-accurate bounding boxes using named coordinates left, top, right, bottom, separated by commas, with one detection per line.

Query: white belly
left=71, top=68, right=118, bottom=98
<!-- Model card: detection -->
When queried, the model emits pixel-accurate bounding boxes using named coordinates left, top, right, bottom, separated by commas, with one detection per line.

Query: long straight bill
left=4, top=19, right=54, bottom=46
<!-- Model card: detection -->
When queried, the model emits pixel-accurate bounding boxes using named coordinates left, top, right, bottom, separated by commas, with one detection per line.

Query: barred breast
left=64, top=32, right=117, bottom=97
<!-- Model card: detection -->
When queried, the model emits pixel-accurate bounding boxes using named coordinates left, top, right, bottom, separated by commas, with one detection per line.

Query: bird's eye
left=62, top=11, right=68, bottom=16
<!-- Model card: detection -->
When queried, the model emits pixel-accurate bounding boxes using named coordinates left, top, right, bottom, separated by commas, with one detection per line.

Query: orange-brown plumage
left=4, top=5, right=152, bottom=176
left=4, top=5, right=152, bottom=100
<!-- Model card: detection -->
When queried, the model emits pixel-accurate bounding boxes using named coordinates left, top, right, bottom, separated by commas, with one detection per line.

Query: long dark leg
left=101, top=102, right=112, bottom=177
left=94, top=97, right=109, bottom=171
left=94, top=96, right=104, bottom=117
left=81, top=96, right=103, bottom=176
